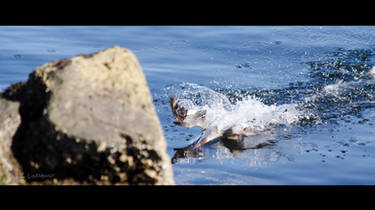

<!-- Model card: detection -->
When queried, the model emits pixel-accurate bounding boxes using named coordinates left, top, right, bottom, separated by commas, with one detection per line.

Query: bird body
left=169, top=96, right=263, bottom=149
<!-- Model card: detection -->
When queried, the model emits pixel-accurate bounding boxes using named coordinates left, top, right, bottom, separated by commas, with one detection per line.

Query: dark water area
left=1, top=26, right=375, bottom=184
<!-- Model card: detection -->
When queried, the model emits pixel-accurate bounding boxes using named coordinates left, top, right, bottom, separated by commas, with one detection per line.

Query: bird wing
left=169, top=96, right=207, bottom=129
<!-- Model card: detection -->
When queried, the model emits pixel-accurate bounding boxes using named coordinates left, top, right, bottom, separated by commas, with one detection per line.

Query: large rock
left=1, top=46, right=174, bottom=185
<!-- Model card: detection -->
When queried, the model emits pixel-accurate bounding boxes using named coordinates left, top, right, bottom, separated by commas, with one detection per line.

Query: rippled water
left=1, top=26, right=375, bottom=184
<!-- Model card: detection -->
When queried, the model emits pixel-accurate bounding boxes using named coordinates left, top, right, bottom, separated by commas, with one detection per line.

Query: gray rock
left=6, top=46, right=174, bottom=185
left=0, top=96, right=24, bottom=185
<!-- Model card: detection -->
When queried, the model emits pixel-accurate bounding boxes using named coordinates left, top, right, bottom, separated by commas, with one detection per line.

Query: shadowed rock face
left=0, top=46, right=174, bottom=185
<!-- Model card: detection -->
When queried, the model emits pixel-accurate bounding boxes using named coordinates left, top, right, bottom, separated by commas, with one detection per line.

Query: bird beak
left=193, top=137, right=208, bottom=149
left=226, top=134, right=239, bottom=140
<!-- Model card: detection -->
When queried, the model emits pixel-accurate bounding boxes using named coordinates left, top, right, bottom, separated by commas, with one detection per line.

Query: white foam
left=369, top=66, right=375, bottom=78
left=323, top=80, right=345, bottom=95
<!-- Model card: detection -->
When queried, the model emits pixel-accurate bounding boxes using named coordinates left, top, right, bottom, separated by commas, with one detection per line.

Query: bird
left=169, top=96, right=264, bottom=149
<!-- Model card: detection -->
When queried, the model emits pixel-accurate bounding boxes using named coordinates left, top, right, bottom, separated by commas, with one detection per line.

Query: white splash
left=205, top=96, right=302, bottom=132
left=174, top=83, right=306, bottom=133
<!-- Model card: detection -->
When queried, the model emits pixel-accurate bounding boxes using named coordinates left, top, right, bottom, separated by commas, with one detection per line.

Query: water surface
left=1, top=26, right=375, bottom=184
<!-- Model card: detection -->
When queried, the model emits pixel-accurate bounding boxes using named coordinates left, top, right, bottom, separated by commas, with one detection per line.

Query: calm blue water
left=1, top=26, right=375, bottom=185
